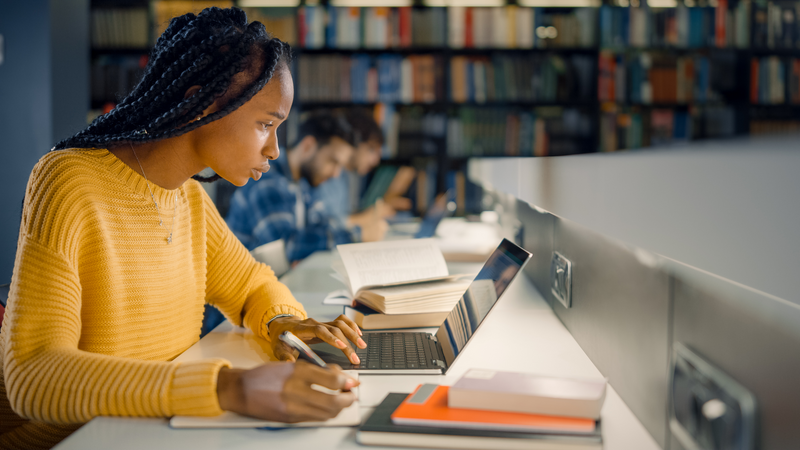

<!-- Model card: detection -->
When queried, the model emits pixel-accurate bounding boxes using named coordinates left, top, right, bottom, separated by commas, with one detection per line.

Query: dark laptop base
left=311, top=332, right=446, bottom=375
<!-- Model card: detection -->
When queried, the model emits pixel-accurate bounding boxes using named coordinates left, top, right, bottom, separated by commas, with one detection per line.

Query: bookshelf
left=88, top=0, right=800, bottom=213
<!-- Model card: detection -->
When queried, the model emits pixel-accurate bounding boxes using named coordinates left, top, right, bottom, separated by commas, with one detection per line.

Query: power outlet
left=670, top=343, right=757, bottom=450
left=550, top=252, right=572, bottom=308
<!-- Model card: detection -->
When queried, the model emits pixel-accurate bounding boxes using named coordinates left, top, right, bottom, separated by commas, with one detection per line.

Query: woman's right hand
left=216, top=361, right=358, bottom=423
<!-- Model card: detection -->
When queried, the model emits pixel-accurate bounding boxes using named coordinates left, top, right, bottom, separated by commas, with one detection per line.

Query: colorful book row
left=599, top=2, right=751, bottom=49
left=289, top=6, right=596, bottom=50
left=598, top=52, right=719, bottom=104
left=600, top=105, right=737, bottom=152
left=750, top=56, right=800, bottom=104
left=450, top=54, right=595, bottom=104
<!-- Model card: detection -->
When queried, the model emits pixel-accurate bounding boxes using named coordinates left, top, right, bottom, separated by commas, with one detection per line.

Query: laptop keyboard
left=355, top=333, right=431, bottom=369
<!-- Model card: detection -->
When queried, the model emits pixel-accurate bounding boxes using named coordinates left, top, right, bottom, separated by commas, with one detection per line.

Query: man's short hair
left=342, top=108, right=385, bottom=146
left=292, top=111, right=356, bottom=149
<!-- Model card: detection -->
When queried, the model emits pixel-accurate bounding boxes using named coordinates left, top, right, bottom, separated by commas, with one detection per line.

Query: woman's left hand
left=268, top=315, right=367, bottom=365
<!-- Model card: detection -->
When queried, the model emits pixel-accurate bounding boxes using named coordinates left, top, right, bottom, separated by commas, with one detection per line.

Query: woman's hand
left=216, top=361, right=358, bottom=423
left=268, top=315, right=366, bottom=365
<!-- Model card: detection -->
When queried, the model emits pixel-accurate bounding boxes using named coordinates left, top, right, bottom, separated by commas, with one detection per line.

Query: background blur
left=2, top=0, right=798, bottom=282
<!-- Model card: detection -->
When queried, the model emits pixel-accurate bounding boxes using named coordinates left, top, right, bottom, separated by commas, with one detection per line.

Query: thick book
left=449, top=369, right=607, bottom=420
left=344, top=304, right=449, bottom=330
left=391, top=384, right=596, bottom=434
left=327, top=239, right=472, bottom=314
left=357, top=393, right=602, bottom=450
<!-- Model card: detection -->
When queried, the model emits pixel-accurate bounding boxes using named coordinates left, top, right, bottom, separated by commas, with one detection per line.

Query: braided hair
left=53, top=7, right=292, bottom=182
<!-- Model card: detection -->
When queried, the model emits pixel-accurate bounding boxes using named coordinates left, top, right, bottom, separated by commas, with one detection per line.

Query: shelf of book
left=86, top=1, right=800, bottom=207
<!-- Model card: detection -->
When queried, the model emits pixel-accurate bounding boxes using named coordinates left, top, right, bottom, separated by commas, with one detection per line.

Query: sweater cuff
left=169, top=359, right=231, bottom=417
left=250, top=304, right=308, bottom=341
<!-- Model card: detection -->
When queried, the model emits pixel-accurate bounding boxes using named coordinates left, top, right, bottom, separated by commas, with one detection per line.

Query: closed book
left=344, top=304, right=448, bottom=330
left=392, top=384, right=596, bottom=434
left=449, top=369, right=607, bottom=420
left=358, top=393, right=602, bottom=450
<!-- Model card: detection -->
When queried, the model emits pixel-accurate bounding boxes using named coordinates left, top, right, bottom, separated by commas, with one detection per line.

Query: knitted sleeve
left=202, top=191, right=307, bottom=339
left=2, top=175, right=230, bottom=424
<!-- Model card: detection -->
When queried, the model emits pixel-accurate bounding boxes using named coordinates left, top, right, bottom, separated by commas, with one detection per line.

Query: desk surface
left=56, top=251, right=660, bottom=450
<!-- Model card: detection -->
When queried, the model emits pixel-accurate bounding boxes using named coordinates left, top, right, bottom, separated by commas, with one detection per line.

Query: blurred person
left=226, top=111, right=387, bottom=263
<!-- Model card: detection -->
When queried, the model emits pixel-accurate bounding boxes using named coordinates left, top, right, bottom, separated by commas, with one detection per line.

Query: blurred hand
left=216, top=361, right=358, bottom=423
left=359, top=216, right=388, bottom=242
left=268, top=315, right=366, bottom=365
left=384, top=195, right=412, bottom=211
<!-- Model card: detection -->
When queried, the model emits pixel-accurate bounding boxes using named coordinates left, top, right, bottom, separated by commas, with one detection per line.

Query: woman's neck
left=109, top=135, right=204, bottom=190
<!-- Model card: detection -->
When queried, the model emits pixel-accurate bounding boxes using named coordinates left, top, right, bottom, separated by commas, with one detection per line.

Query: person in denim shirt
left=226, top=111, right=387, bottom=263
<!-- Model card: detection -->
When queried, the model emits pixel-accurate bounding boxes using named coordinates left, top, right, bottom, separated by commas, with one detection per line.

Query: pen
left=279, top=331, right=359, bottom=393
left=279, top=331, right=328, bottom=368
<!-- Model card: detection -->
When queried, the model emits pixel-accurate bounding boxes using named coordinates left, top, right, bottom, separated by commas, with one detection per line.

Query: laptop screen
left=435, top=238, right=531, bottom=368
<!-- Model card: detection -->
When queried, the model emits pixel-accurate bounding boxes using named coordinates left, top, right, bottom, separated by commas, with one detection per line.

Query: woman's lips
left=251, top=163, right=270, bottom=181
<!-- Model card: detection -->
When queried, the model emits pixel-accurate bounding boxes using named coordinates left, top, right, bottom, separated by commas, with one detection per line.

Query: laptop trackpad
left=309, top=342, right=357, bottom=370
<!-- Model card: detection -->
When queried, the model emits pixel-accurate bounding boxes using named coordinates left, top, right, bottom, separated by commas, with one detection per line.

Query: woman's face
left=191, top=65, right=294, bottom=187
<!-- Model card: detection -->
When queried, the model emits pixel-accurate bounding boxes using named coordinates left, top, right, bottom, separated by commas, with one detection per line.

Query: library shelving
left=88, top=0, right=800, bottom=212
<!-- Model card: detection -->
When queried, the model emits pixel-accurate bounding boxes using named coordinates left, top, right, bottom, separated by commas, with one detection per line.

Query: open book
left=325, top=239, right=473, bottom=315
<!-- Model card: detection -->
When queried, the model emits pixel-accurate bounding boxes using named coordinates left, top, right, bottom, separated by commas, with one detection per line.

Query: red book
left=399, top=7, right=412, bottom=48
left=391, top=384, right=597, bottom=434
left=750, top=58, right=759, bottom=104
left=715, top=0, right=728, bottom=48
left=464, top=8, right=474, bottom=48
left=297, top=7, right=307, bottom=48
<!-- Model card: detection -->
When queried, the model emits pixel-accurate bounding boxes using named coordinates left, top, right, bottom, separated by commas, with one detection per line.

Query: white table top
left=55, top=251, right=660, bottom=450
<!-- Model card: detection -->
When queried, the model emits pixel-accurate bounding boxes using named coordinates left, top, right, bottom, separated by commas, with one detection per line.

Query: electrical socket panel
left=550, top=252, right=572, bottom=308
left=670, top=343, right=757, bottom=450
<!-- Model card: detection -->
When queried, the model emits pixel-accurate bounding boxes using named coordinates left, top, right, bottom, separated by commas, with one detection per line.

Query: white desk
left=55, top=252, right=660, bottom=450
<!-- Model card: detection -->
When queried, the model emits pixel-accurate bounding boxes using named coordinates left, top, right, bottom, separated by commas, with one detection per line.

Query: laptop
left=386, top=189, right=455, bottom=240
left=310, top=238, right=532, bottom=374
left=414, top=189, right=455, bottom=239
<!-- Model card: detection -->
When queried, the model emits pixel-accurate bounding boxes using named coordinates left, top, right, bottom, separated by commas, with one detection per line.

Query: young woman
left=0, top=8, right=365, bottom=448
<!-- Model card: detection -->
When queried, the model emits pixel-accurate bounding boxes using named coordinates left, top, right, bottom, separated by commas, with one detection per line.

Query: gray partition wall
left=512, top=199, right=800, bottom=450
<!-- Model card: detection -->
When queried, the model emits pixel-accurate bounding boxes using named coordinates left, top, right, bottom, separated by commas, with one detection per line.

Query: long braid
left=53, top=7, right=292, bottom=183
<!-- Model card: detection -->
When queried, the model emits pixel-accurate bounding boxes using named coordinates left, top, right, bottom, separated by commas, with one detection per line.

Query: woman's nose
left=264, top=133, right=280, bottom=160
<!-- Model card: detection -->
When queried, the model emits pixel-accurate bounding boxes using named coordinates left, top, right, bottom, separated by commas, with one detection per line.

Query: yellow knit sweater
left=0, top=148, right=307, bottom=449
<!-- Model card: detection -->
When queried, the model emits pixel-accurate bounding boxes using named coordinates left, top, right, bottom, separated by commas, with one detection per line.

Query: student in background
left=317, top=108, right=413, bottom=231
left=0, top=9, right=364, bottom=448
left=226, top=111, right=388, bottom=263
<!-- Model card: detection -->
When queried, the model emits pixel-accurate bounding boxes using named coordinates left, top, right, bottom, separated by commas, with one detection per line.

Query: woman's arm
left=3, top=238, right=229, bottom=423
left=203, top=192, right=307, bottom=339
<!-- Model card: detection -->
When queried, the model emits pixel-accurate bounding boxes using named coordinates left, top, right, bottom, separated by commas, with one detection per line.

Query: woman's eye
left=261, top=122, right=273, bottom=130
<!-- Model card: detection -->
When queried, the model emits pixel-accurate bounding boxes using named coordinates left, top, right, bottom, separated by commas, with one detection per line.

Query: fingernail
left=357, top=328, right=363, bottom=336
left=336, top=339, right=346, bottom=349
left=351, top=354, right=360, bottom=364
left=344, top=379, right=356, bottom=389
left=357, top=338, right=366, bottom=348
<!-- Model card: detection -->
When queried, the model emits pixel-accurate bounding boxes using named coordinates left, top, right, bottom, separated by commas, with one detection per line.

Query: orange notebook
left=391, top=384, right=596, bottom=434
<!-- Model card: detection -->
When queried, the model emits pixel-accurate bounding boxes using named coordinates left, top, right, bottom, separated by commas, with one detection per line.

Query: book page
left=337, top=239, right=449, bottom=294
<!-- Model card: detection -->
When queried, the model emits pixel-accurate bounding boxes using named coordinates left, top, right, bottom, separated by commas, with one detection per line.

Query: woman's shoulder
left=32, top=148, right=111, bottom=182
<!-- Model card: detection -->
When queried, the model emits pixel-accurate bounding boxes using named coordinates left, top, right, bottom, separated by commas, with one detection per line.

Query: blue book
left=620, top=8, right=630, bottom=46
left=466, top=59, right=475, bottom=103
left=326, top=6, right=336, bottom=48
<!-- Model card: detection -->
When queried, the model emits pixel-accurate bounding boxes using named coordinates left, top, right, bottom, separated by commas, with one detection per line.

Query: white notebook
left=170, top=373, right=360, bottom=429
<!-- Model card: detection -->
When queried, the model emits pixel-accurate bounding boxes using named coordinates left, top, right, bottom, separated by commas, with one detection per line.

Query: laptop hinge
left=432, top=359, right=446, bottom=368
left=427, top=334, right=438, bottom=343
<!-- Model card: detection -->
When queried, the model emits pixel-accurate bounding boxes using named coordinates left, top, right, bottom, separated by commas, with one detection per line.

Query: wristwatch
left=266, top=314, right=295, bottom=336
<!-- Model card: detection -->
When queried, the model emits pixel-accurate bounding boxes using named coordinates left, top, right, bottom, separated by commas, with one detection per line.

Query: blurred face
left=353, top=139, right=382, bottom=176
left=191, top=65, right=294, bottom=186
left=300, top=136, right=353, bottom=187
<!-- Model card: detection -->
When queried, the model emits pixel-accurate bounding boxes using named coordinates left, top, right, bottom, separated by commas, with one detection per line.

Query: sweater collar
left=99, top=148, right=183, bottom=208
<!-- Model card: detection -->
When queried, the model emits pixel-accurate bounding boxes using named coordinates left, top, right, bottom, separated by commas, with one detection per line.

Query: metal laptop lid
left=435, top=238, right=531, bottom=372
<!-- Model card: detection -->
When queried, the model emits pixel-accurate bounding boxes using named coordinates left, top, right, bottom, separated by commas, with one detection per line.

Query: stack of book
left=327, top=239, right=473, bottom=330
left=358, top=369, right=607, bottom=449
